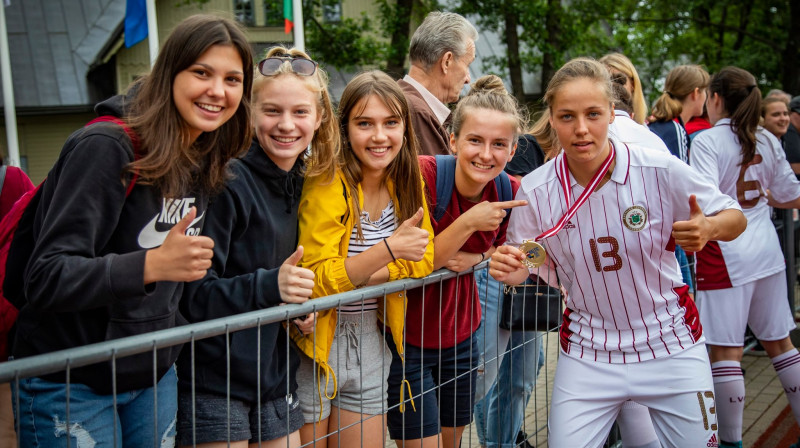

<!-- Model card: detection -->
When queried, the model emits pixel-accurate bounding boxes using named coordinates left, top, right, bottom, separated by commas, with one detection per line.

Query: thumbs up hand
left=278, top=246, right=315, bottom=304
left=385, top=207, right=430, bottom=262
left=672, top=195, right=712, bottom=252
left=144, top=207, right=215, bottom=284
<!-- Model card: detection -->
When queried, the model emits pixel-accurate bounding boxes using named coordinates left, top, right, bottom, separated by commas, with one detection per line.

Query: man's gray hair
left=408, top=11, right=478, bottom=71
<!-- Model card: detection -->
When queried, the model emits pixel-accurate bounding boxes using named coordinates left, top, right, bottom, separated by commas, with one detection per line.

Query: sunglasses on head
left=258, top=56, right=318, bottom=77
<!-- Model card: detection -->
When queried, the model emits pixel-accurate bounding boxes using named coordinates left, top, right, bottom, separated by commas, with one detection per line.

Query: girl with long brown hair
left=292, top=70, right=434, bottom=448
left=12, top=14, right=253, bottom=446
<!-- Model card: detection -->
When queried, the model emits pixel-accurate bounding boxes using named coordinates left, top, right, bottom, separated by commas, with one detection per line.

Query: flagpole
left=146, top=0, right=158, bottom=67
left=292, top=0, right=304, bottom=51
left=0, top=1, right=20, bottom=167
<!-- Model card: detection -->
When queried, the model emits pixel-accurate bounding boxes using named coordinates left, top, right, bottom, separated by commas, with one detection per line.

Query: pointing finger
left=495, top=200, right=529, bottom=209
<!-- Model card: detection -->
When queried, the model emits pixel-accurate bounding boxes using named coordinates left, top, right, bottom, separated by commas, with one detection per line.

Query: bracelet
left=383, top=238, right=397, bottom=262
left=479, top=252, right=486, bottom=262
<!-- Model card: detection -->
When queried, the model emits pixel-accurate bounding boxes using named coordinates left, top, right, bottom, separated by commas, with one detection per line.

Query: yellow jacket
left=291, top=169, right=434, bottom=410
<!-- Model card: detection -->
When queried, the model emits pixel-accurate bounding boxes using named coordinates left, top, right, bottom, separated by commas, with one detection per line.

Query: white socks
left=773, top=349, right=800, bottom=425
left=712, top=361, right=744, bottom=443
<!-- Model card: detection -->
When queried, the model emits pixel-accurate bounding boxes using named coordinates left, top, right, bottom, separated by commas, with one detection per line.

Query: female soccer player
left=490, top=57, right=745, bottom=448
left=691, top=67, right=800, bottom=448
left=12, top=14, right=253, bottom=445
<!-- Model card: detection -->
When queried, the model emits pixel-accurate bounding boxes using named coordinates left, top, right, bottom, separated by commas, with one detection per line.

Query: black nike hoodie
left=12, top=93, right=205, bottom=393
left=178, top=139, right=304, bottom=403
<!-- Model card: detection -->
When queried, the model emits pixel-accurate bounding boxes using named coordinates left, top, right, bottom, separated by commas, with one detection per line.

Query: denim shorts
left=386, top=331, right=479, bottom=440
left=176, top=390, right=303, bottom=445
left=13, top=366, right=177, bottom=447
left=295, top=311, right=392, bottom=423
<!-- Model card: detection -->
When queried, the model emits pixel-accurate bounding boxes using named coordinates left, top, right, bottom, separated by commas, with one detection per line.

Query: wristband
left=384, top=238, right=397, bottom=262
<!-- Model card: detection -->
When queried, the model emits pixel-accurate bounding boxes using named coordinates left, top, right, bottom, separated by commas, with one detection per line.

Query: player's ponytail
left=709, top=67, right=761, bottom=166
left=650, top=65, right=709, bottom=123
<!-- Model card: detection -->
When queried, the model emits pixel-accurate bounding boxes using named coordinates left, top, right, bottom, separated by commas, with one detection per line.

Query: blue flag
left=125, top=0, right=147, bottom=48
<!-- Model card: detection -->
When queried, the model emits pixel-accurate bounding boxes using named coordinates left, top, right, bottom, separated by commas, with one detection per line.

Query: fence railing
left=4, top=222, right=798, bottom=448
left=0, top=261, right=562, bottom=447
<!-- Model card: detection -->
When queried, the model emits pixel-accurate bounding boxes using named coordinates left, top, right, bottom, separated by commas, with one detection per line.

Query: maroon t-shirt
left=404, top=156, right=519, bottom=348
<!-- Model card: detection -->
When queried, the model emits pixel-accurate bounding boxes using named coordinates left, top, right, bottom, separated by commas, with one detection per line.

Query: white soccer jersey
left=609, top=110, right=671, bottom=155
left=507, top=138, right=740, bottom=363
left=690, top=118, right=800, bottom=289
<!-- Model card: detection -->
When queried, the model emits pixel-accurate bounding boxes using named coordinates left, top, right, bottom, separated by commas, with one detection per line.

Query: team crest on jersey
left=622, top=205, right=647, bottom=231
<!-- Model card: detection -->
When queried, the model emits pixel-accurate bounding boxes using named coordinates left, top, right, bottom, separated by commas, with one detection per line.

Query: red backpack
left=0, top=116, right=139, bottom=360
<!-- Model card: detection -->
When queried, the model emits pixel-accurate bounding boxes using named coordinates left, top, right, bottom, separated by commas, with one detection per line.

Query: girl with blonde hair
left=599, top=53, right=648, bottom=125
left=177, top=46, right=338, bottom=448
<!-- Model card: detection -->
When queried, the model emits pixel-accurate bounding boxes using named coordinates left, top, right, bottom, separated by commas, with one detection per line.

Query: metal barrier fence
left=0, top=262, right=561, bottom=448
left=2, top=220, right=797, bottom=448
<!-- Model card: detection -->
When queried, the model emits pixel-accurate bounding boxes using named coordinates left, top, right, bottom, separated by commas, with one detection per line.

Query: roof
left=1, top=0, right=125, bottom=109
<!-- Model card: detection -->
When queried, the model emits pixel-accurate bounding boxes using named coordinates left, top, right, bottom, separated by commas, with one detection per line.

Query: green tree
left=455, top=0, right=798, bottom=99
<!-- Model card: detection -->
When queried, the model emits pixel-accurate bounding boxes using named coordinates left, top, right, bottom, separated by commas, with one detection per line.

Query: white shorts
left=696, top=271, right=796, bottom=346
left=549, top=344, right=717, bottom=448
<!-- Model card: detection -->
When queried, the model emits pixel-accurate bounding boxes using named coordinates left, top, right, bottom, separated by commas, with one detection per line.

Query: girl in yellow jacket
left=293, top=70, right=435, bottom=448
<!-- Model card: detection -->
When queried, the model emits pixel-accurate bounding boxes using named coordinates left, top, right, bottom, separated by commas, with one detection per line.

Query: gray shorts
left=296, top=310, right=392, bottom=422
left=176, top=390, right=303, bottom=445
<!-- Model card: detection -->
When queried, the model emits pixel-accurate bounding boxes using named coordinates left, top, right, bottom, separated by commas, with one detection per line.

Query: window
left=234, top=0, right=285, bottom=28
left=234, top=0, right=255, bottom=27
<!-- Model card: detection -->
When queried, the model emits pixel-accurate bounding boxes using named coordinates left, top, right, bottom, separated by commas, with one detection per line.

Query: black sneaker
left=516, top=431, right=535, bottom=448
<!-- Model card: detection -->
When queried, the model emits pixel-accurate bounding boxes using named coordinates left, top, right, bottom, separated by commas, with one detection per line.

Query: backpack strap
left=0, top=165, right=7, bottom=200
left=433, top=154, right=457, bottom=221
left=494, top=171, right=512, bottom=203
left=85, top=116, right=141, bottom=197
left=435, top=155, right=515, bottom=221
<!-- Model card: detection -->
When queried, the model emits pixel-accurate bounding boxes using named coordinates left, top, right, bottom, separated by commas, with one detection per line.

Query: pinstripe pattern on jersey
left=339, top=201, right=396, bottom=314
left=509, top=140, right=738, bottom=363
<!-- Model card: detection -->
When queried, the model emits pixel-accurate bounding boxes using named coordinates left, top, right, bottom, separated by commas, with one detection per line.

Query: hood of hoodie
left=241, top=138, right=305, bottom=213
left=94, top=84, right=139, bottom=119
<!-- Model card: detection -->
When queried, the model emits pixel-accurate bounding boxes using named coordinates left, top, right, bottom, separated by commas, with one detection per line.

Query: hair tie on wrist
left=384, top=238, right=397, bottom=262
left=479, top=252, right=485, bottom=262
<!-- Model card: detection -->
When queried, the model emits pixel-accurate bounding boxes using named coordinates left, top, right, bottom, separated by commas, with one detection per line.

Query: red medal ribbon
left=535, top=141, right=616, bottom=242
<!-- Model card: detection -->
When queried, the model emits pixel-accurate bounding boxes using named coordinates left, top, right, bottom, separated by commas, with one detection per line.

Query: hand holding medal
left=517, top=142, right=617, bottom=269
left=519, top=240, right=547, bottom=268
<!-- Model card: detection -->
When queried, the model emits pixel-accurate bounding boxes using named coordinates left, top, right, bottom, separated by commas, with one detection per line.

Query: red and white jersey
left=690, top=118, right=800, bottom=289
left=507, top=138, right=740, bottom=363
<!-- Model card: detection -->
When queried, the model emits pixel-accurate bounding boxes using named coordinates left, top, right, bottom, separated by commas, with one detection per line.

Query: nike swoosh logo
left=137, top=211, right=205, bottom=249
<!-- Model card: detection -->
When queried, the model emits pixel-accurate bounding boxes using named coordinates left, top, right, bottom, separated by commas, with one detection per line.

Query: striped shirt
left=506, top=138, right=740, bottom=363
left=339, top=200, right=397, bottom=314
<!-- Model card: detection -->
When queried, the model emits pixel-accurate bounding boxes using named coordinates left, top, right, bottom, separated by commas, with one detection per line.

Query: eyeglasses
left=258, top=56, right=318, bottom=77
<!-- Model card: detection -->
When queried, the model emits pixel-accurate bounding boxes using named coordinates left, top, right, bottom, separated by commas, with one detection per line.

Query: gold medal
left=519, top=240, right=547, bottom=268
